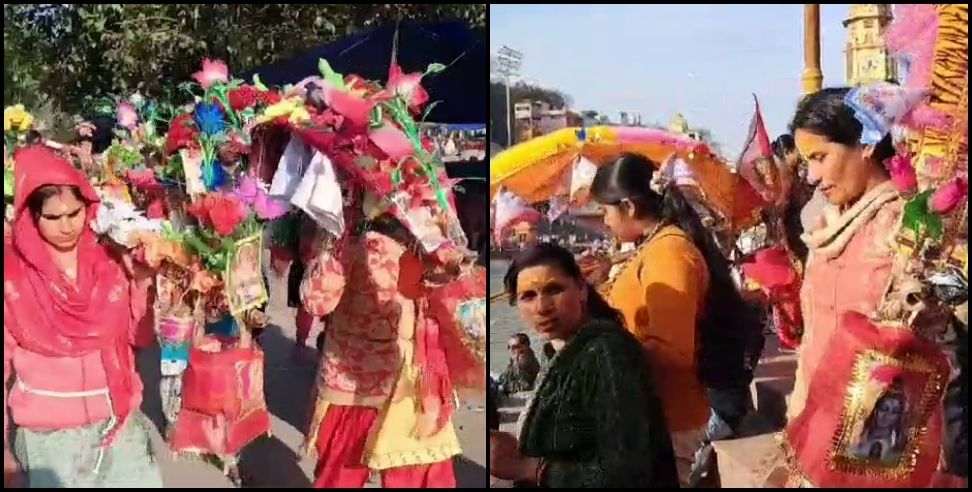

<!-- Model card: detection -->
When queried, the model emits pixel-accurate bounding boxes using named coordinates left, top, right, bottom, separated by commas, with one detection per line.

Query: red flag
left=736, top=94, right=781, bottom=205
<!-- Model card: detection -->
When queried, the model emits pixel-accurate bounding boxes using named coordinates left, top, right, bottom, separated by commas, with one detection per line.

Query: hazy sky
left=490, top=4, right=854, bottom=157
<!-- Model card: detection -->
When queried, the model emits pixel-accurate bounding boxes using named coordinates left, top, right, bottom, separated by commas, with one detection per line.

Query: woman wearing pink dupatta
left=3, top=146, right=160, bottom=488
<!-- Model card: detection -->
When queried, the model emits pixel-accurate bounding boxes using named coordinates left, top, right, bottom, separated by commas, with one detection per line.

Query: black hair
left=590, top=153, right=761, bottom=388
left=26, top=184, right=85, bottom=218
left=25, top=130, right=44, bottom=146
left=789, top=87, right=894, bottom=165
left=772, top=134, right=796, bottom=160
left=510, top=333, right=531, bottom=347
left=503, top=242, right=624, bottom=327
left=78, top=116, right=116, bottom=154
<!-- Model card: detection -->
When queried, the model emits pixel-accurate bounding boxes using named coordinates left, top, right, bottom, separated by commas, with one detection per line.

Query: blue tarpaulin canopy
left=241, top=21, right=485, bottom=125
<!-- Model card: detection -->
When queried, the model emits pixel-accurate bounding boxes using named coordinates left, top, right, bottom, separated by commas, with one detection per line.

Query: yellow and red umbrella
left=490, top=126, right=765, bottom=232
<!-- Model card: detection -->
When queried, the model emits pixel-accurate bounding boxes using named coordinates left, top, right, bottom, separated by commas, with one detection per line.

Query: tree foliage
left=4, top=4, right=486, bottom=117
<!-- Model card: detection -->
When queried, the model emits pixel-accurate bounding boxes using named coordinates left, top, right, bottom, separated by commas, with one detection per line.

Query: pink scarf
left=4, top=146, right=138, bottom=445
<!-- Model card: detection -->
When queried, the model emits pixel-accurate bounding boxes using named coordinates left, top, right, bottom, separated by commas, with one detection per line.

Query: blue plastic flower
left=202, top=158, right=227, bottom=191
left=194, top=103, right=226, bottom=136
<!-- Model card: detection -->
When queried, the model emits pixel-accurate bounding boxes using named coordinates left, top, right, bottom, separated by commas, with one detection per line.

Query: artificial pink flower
left=192, top=58, right=230, bottom=90
left=929, top=177, right=968, bottom=215
left=886, top=153, right=917, bottom=194
left=369, top=125, right=414, bottom=160
left=116, top=101, right=139, bottom=130
left=324, top=88, right=375, bottom=128
left=387, top=63, right=429, bottom=111
left=126, top=168, right=162, bottom=191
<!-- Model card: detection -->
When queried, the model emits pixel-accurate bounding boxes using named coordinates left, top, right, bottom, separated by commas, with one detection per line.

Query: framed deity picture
left=831, top=354, right=932, bottom=469
left=785, top=312, right=950, bottom=488
left=225, top=233, right=268, bottom=316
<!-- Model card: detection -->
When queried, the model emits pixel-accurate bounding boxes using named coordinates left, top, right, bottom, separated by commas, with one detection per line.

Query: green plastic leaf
left=252, top=74, right=268, bottom=92
left=425, top=63, right=447, bottom=76
left=420, top=100, right=443, bottom=124
left=903, top=190, right=945, bottom=241
left=391, top=168, right=403, bottom=186
left=318, top=59, right=346, bottom=91
left=370, top=106, right=383, bottom=128
left=926, top=214, right=944, bottom=240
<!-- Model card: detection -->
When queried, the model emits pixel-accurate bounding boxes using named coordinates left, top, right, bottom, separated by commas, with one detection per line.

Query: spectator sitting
left=497, top=333, right=541, bottom=395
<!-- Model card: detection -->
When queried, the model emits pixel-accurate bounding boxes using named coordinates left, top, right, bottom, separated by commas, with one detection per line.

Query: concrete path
left=136, top=268, right=487, bottom=487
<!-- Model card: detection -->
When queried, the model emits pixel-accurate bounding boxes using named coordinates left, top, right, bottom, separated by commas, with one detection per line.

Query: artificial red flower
left=208, top=194, right=249, bottom=236
left=146, top=197, right=167, bottom=219
left=258, top=90, right=283, bottom=106
left=165, top=113, right=199, bottom=155
left=229, top=85, right=260, bottom=111
left=187, top=192, right=249, bottom=236
left=421, top=136, right=436, bottom=154
left=310, top=109, right=344, bottom=130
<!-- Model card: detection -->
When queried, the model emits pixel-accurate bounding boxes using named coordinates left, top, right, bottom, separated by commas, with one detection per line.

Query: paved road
left=136, top=268, right=487, bottom=488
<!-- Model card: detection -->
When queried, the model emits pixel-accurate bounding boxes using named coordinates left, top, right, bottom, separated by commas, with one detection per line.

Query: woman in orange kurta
left=586, top=153, right=761, bottom=485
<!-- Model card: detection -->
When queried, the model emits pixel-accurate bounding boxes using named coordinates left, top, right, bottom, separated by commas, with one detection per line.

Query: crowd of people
left=488, top=9, right=969, bottom=483
left=4, top=54, right=488, bottom=489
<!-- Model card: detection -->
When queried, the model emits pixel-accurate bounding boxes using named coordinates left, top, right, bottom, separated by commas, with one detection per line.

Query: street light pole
left=497, top=46, right=523, bottom=147
left=505, top=76, right=513, bottom=147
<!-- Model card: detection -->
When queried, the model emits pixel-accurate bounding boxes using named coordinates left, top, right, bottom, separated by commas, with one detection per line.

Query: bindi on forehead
left=794, top=131, right=832, bottom=155
left=517, top=265, right=570, bottom=293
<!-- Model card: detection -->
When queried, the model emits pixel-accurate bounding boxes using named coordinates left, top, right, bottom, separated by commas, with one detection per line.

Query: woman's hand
left=489, top=431, right=541, bottom=483
left=577, top=253, right=612, bottom=285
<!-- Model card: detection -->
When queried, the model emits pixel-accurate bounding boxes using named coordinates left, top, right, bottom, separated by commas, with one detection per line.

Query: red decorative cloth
left=170, top=340, right=270, bottom=455
left=741, top=245, right=803, bottom=349
left=312, top=405, right=456, bottom=488
left=785, top=311, right=950, bottom=488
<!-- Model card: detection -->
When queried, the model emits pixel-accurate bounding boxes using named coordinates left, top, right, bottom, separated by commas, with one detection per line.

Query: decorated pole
left=802, top=4, right=823, bottom=95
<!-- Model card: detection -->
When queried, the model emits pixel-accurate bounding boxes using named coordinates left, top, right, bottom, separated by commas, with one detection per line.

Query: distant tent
left=241, top=21, right=486, bottom=125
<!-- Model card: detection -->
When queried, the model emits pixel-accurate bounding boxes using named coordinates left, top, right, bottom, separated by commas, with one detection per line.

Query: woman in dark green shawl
left=489, top=243, right=679, bottom=488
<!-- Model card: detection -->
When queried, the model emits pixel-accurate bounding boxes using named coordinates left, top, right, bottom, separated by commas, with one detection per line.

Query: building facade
left=843, top=4, right=897, bottom=86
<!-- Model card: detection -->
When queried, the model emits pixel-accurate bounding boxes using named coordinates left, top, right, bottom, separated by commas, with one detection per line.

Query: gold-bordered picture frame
left=225, top=233, right=268, bottom=316
left=828, top=349, right=946, bottom=480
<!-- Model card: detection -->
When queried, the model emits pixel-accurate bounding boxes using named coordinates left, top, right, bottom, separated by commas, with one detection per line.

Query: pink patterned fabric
left=307, top=232, right=412, bottom=406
